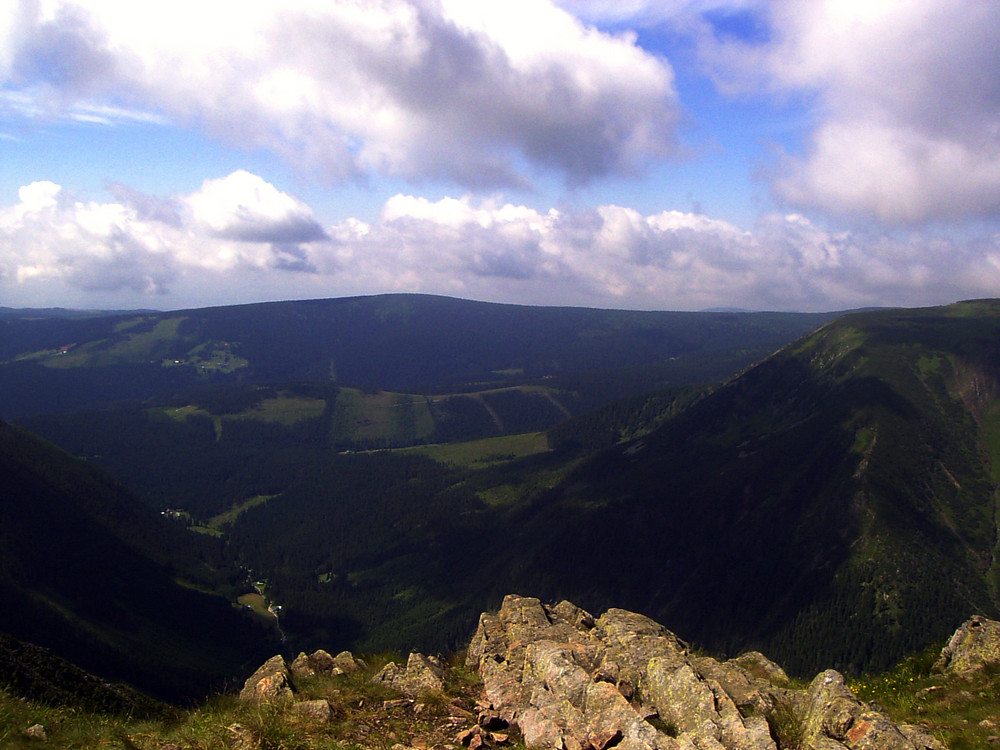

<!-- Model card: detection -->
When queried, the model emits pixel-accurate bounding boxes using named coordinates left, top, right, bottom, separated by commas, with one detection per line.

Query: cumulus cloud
left=184, top=171, right=328, bottom=243
left=4, top=172, right=998, bottom=311
left=695, top=0, right=1000, bottom=223
left=0, top=172, right=329, bottom=299
left=1, top=0, right=680, bottom=188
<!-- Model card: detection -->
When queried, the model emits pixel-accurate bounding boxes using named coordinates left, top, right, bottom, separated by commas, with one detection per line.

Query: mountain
left=484, top=299, right=1000, bottom=674
left=10, top=296, right=998, bottom=683
left=194, top=300, right=1000, bottom=677
left=0, top=293, right=840, bottom=418
left=0, top=419, right=273, bottom=702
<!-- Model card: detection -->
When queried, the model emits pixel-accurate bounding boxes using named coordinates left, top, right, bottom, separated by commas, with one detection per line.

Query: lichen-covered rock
left=470, top=595, right=682, bottom=750
left=332, top=649, right=366, bottom=674
left=24, top=723, right=46, bottom=740
left=645, top=660, right=776, bottom=750
left=290, top=651, right=318, bottom=679
left=466, top=595, right=947, bottom=750
left=290, top=648, right=366, bottom=679
left=934, top=615, right=1000, bottom=674
left=799, top=670, right=938, bottom=749
left=239, top=654, right=295, bottom=703
left=732, top=652, right=790, bottom=687
left=292, top=698, right=334, bottom=722
left=898, top=725, right=948, bottom=750
left=372, top=652, right=446, bottom=697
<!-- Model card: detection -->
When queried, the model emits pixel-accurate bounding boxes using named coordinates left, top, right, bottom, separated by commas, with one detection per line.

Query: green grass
left=239, top=394, right=325, bottom=425
left=0, top=651, right=506, bottom=750
left=331, top=388, right=435, bottom=445
left=405, top=432, right=549, bottom=467
left=205, top=495, right=277, bottom=530
left=236, top=593, right=273, bottom=623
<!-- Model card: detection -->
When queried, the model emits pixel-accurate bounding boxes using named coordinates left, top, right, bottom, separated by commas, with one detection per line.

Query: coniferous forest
left=3, top=294, right=1000, bottom=700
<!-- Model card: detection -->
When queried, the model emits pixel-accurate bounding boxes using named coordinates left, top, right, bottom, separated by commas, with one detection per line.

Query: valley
left=2, top=294, right=1000, bottom=748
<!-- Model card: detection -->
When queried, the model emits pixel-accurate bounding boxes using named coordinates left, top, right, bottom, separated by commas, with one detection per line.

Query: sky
left=1, top=0, right=999, bottom=313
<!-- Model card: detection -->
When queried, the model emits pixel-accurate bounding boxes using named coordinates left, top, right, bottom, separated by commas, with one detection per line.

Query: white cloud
left=0, top=172, right=330, bottom=297
left=1, top=0, right=680, bottom=188
left=184, top=171, right=327, bottom=243
left=696, top=0, right=1000, bottom=223
left=4, top=173, right=996, bottom=312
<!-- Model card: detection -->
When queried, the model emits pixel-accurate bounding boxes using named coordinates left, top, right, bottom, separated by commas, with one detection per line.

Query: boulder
left=798, top=670, right=942, bottom=749
left=289, top=648, right=365, bottom=679
left=934, top=615, right=1000, bottom=674
left=239, top=654, right=294, bottom=703
left=373, top=652, right=447, bottom=697
left=333, top=649, right=367, bottom=674
left=290, top=651, right=318, bottom=679
left=24, top=724, right=46, bottom=740
left=292, top=698, right=334, bottom=722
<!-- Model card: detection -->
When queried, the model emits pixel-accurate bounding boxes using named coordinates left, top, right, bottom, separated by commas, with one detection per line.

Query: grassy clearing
left=331, top=388, right=435, bottom=445
left=242, top=394, right=325, bottom=425
left=44, top=317, right=188, bottom=369
left=159, top=404, right=209, bottom=422
left=406, top=432, right=549, bottom=468
left=236, top=593, right=273, bottom=622
left=205, top=495, right=277, bottom=530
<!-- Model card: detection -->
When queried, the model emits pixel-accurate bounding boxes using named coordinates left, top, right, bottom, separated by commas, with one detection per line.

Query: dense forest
left=6, top=297, right=1000, bottom=686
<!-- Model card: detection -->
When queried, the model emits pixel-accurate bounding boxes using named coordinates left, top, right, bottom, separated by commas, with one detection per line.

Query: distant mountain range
left=3, top=295, right=999, bottom=699
left=0, top=293, right=840, bottom=418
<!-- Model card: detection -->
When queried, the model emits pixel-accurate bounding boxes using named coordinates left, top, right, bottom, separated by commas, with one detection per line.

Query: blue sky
left=2, top=0, right=999, bottom=312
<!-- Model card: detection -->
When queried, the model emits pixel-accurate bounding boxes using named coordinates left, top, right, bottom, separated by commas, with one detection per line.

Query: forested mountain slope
left=487, top=300, right=1000, bottom=674
left=0, top=420, right=272, bottom=701
left=9, top=298, right=999, bottom=683
left=168, top=300, right=1000, bottom=678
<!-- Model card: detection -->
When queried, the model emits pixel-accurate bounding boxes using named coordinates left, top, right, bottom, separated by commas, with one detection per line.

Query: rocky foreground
left=237, top=596, right=1000, bottom=750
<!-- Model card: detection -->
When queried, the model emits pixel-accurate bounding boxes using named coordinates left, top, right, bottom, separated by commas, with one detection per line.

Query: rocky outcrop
left=372, top=652, right=447, bottom=697
left=466, top=594, right=944, bottom=750
left=239, top=654, right=295, bottom=703
left=242, top=648, right=369, bottom=705
left=934, top=615, right=1000, bottom=674
left=799, top=670, right=944, bottom=750
left=236, top=597, right=959, bottom=749
left=290, top=648, right=366, bottom=679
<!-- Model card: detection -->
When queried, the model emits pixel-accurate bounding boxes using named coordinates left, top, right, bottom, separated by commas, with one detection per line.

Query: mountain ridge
left=0, top=293, right=843, bottom=418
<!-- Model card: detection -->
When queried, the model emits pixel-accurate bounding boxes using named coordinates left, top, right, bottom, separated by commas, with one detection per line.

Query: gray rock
left=290, top=647, right=365, bottom=678
left=467, top=595, right=944, bottom=750
left=935, top=615, right=1000, bottom=674
left=333, top=649, right=366, bottom=674
left=799, top=670, right=928, bottom=749
left=24, top=723, right=46, bottom=740
left=292, top=698, right=334, bottom=722
left=372, top=652, right=447, bottom=697
left=898, top=724, right=948, bottom=750
left=732, top=652, right=790, bottom=687
left=239, top=654, right=295, bottom=703
left=290, top=651, right=317, bottom=679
